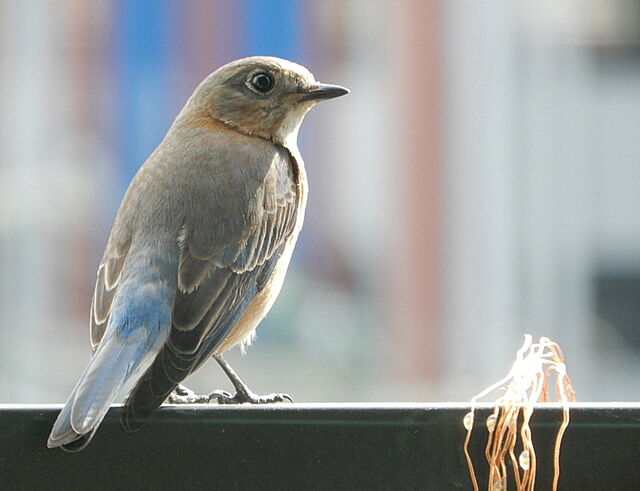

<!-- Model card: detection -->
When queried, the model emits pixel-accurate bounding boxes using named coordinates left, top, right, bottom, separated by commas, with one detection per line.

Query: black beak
left=300, top=83, right=350, bottom=102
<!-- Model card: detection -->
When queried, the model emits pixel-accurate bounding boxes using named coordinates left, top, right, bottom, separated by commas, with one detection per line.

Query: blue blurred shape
left=241, top=0, right=302, bottom=61
left=115, top=0, right=172, bottom=192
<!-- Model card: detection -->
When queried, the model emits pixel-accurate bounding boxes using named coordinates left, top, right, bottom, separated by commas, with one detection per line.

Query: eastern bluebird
left=48, top=57, right=348, bottom=451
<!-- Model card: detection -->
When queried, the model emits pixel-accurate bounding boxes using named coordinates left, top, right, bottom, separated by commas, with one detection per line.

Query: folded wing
left=122, top=145, right=300, bottom=431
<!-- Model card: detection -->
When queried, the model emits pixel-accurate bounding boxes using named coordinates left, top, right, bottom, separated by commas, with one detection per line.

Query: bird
left=47, top=56, right=349, bottom=451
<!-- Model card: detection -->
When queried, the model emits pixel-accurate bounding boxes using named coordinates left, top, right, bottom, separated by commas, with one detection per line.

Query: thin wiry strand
left=463, top=335, right=576, bottom=491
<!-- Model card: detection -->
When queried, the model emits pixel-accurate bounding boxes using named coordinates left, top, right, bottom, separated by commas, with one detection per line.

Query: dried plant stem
left=463, top=335, right=575, bottom=491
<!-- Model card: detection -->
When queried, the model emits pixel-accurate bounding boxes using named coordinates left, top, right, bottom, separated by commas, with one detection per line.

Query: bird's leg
left=167, top=384, right=211, bottom=404
left=208, top=354, right=293, bottom=404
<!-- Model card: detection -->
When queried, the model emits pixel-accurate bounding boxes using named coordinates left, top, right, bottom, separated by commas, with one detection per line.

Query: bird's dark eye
left=250, top=72, right=274, bottom=93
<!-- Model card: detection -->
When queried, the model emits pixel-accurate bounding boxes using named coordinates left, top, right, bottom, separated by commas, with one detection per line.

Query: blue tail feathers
left=47, top=334, right=150, bottom=450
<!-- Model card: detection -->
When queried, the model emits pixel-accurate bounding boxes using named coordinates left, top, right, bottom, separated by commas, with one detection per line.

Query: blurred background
left=1, top=0, right=639, bottom=404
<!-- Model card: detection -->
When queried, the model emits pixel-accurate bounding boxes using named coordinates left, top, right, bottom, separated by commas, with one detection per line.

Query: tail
left=47, top=335, right=148, bottom=452
left=121, top=343, right=198, bottom=432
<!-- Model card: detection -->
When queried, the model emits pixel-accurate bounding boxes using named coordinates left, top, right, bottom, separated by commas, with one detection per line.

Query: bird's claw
left=207, top=390, right=233, bottom=403
left=167, top=384, right=292, bottom=405
left=208, top=389, right=293, bottom=405
left=167, top=384, right=211, bottom=404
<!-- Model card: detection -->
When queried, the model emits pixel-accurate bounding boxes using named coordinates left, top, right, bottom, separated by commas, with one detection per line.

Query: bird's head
left=184, top=56, right=349, bottom=145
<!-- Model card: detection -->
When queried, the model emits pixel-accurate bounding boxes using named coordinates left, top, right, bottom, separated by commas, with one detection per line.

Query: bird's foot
left=208, top=389, right=292, bottom=405
left=167, top=384, right=292, bottom=405
left=167, top=384, right=211, bottom=404
left=209, top=354, right=292, bottom=405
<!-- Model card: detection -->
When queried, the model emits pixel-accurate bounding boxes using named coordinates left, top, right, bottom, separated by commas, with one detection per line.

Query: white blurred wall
left=0, top=0, right=639, bottom=403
